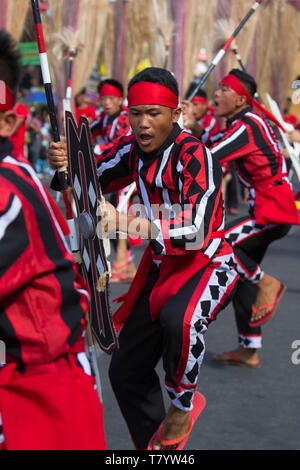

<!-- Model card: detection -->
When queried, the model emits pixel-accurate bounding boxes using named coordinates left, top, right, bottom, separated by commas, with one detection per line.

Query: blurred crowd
left=10, top=66, right=101, bottom=179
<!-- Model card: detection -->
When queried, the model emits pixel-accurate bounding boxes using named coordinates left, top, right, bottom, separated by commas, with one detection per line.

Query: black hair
left=185, top=83, right=207, bottom=100
left=76, top=87, right=86, bottom=97
left=0, top=29, right=21, bottom=96
left=229, top=68, right=257, bottom=98
left=97, top=78, right=124, bottom=97
left=128, top=67, right=179, bottom=98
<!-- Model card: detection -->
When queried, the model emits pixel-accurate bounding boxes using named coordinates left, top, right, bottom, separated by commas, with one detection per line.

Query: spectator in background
left=27, top=107, right=42, bottom=171
left=36, top=109, right=52, bottom=177
left=283, top=97, right=298, bottom=127
left=8, top=90, right=29, bottom=159
left=75, top=88, right=97, bottom=124
left=20, top=66, right=35, bottom=93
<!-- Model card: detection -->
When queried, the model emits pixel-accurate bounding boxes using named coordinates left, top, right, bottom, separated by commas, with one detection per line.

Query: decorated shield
left=65, top=110, right=118, bottom=354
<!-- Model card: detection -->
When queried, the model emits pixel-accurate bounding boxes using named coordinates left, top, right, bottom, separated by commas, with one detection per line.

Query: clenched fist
left=48, top=141, right=68, bottom=169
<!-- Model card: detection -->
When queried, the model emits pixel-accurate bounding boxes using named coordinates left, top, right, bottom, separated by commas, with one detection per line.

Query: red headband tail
left=99, top=84, right=122, bottom=98
left=0, top=81, right=15, bottom=112
left=252, top=99, right=286, bottom=133
left=221, top=74, right=286, bottom=133
left=127, top=82, right=178, bottom=109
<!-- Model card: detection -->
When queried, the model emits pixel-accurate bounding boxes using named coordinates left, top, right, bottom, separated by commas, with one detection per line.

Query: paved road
left=47, top=175, right=300, bottom=451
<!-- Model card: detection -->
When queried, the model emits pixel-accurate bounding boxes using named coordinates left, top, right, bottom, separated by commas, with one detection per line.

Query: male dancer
left=0, top=30, right=106, bottom=450
left=49, top=67, right=239, bottom=450
left=92, top=78, right=131, bottom=154
left=182, top=88, right=219, bottom=145
left=210, top=69, right=300, bottom=367
left=91, top=78, right=136, bottom=282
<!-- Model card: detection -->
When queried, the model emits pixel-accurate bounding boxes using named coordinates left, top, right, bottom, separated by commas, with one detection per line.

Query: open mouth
left=139, top=133, right=153, bottom=146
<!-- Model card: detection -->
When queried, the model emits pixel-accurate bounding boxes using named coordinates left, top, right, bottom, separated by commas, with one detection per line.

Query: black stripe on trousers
left=109, top=262, right=235, bottom=449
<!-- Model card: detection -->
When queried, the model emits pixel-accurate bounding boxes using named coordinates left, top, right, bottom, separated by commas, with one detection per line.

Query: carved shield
left=65, top=110, right=118, bottom=354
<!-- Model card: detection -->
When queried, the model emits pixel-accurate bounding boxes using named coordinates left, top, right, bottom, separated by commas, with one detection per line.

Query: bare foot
left=213, top=346, right=260, bottom=368
left=251, top=273, right=281, bottom=323
left=153, top=404, right=190, bottom=450
left=126, top=261, right=137, bottom=280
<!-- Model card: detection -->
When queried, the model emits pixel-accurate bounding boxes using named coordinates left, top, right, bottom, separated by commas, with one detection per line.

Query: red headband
left=0, top=80, right=15, bottom=112
left=191, top=97, right=207, bottom=104
left=220, top=73, right=286, bottom=132
left=99, top=84, right=122, bottom=98
left=127, top=82, right=179, bottom=109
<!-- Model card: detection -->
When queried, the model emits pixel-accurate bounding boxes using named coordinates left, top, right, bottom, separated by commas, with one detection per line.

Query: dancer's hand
left=48, top=141, right=68, bottom=169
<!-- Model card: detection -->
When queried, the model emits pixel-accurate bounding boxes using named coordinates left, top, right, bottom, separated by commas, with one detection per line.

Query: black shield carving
left=65, top=110, right=118, bottom=354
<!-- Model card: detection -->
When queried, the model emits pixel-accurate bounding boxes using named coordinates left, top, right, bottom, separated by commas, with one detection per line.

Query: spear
left=212, top=17, right=287, bottom=136
left=213, top=19, right=247, bottom=73
left=52, top=27, right=84, bottom=114
left=30, top=1, right=72, bottom=183
left=30, top=0, right=79, bottom=253
left=51, top=27, right=85, bottom=256
left=188, top=0, right=266, bottom=100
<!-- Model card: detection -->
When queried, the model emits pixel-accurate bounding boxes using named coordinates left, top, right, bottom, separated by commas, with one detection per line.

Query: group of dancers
left=0, top=27, right=299, bottom=450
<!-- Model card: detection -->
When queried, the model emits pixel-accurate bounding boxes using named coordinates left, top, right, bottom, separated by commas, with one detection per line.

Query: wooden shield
left=65, top=110, right=118, bottom=354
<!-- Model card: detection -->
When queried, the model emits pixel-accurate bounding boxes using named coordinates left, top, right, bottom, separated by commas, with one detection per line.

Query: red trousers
left=0, top=353, right=106, bottom=450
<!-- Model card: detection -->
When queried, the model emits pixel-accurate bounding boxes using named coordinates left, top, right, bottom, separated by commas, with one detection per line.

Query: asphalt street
left=47, top=175, right=300, bottom=451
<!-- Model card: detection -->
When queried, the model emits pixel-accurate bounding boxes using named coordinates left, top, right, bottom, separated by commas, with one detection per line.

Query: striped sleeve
left=94, top=113, right=132, bottom=156
left=151, top=143, right=223, bottom=255
left=0, top=190, right=32, bottom=299
left=96, top=135, right=135, bottom=194
left=210, top=121, right=250, bottom=164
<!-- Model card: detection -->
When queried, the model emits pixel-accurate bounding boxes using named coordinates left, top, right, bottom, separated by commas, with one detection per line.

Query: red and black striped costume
left=92, top=106, right=136, bottom=250
left=197, top=105, right=220, bottom=146
left=210, top=107, right=299, bottom=348
left=97, top=123, right=239, bottom=449
left=0, top=139, right=106, bottom=450
left=91, top=106, right=131, bottom=157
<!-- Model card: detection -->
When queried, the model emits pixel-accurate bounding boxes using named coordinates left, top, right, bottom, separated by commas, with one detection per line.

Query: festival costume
left=97, top=121, right=239, bottom=449
left=0, top=139, right=106, bottom=450
left=190, top=98, right=219, bottom=146
left=92, top=107, right=131, bottom=157
left=92, top=104, right=136, bottom=275
left=185, top=96, right=219, bottom=146
left=75, top=104, right=96, bottom=124
left=197, top=105, right=219, bottom=145
left=9, top=102, right=29, bottom=159
left=210, top=103, right=300, bottom=348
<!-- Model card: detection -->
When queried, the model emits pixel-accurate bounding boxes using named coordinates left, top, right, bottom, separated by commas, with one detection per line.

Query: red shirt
left=75, top=105, right=97, bottom=124
left=284, top=114, right=298, bottom=126
left=197, top=106, right=219, bottom=145
left=0, top=138, right=90, bottom=364
left=9, top=102, right=29, bottom=159
left=210, top=107, right=300, bottom=226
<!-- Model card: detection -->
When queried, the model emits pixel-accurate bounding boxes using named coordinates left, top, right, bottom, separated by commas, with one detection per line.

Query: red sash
left=113, top=230, right=227, bottom=332
left=253, top=176, right=300, bottom=226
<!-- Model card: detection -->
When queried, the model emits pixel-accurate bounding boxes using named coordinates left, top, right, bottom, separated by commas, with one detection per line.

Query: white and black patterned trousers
left=225, top=216, right=290, bottom=349
left=109, top=255, right=238, bottom=450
